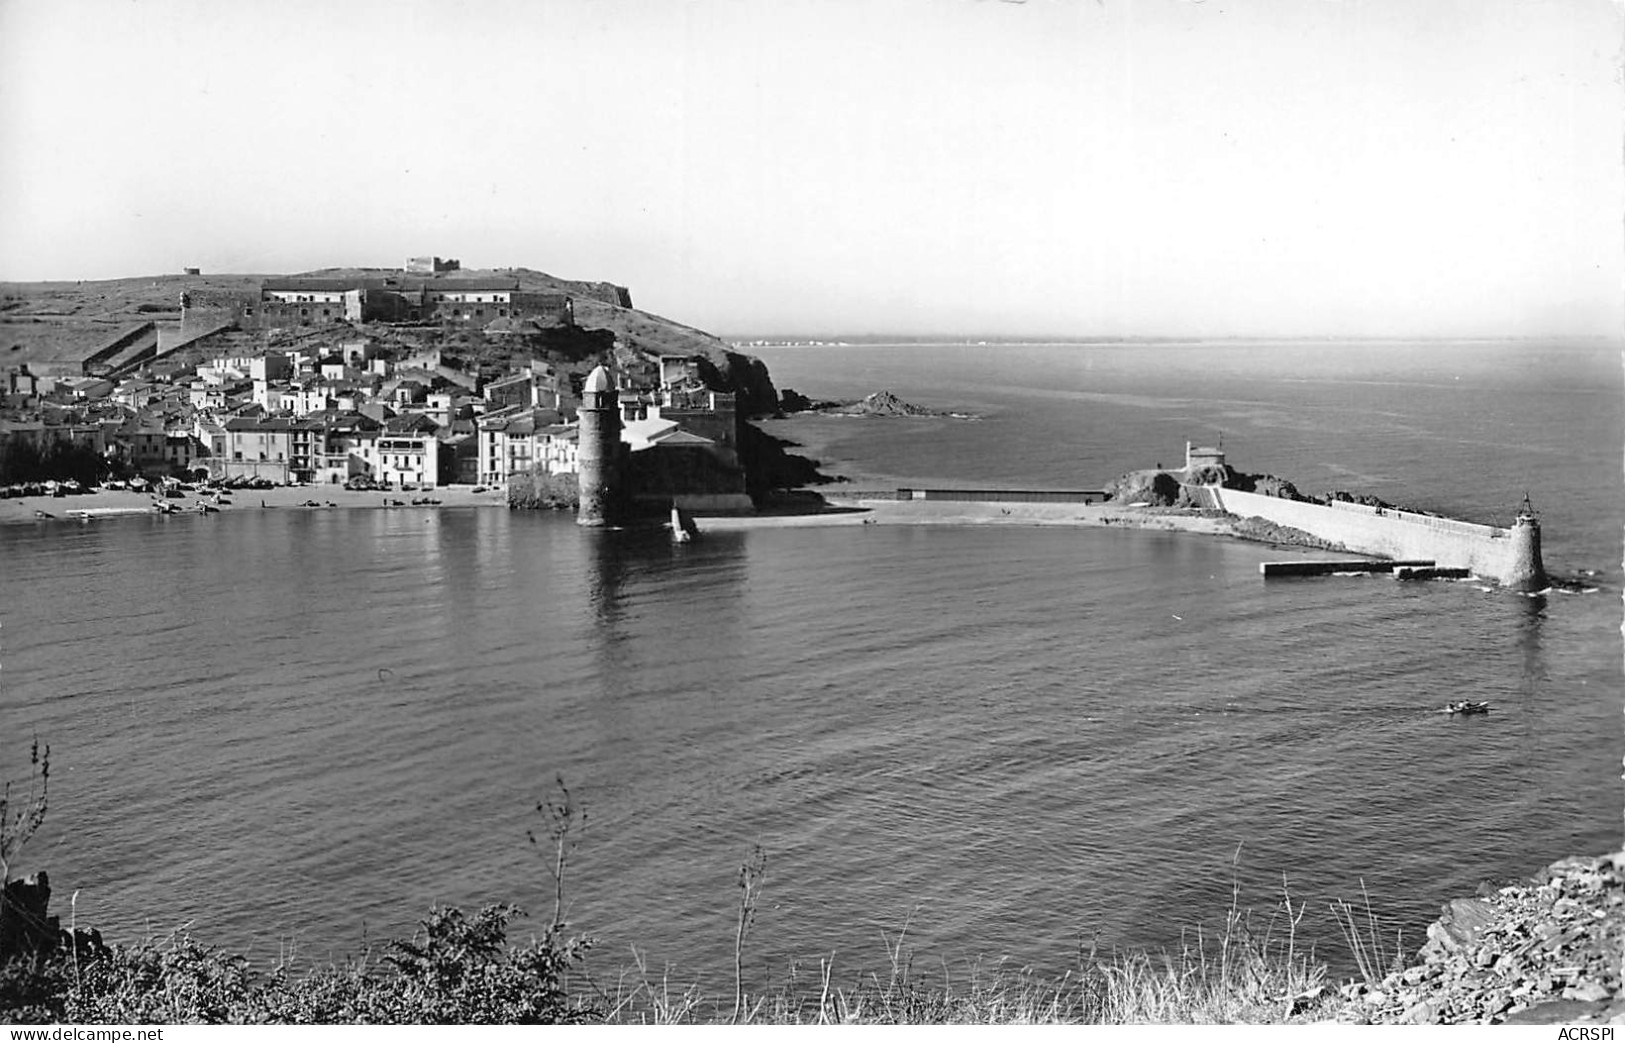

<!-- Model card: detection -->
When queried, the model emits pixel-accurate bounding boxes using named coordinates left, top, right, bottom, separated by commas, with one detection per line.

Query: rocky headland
left=1101, top=461, right=1451, bottom=521
left=1102, top=462, right=1302, bottom=508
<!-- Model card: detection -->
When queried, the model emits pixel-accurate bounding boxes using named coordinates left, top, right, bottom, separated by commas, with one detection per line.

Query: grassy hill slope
left=1, top=267, right=780, bottom=415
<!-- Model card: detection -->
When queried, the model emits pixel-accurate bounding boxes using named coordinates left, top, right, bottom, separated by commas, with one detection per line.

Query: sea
left=1, top=339, right=1620, bottom=995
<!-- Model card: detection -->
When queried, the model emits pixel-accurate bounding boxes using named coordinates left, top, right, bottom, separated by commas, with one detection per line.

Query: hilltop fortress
left=180, top=273, right=629, bottom=333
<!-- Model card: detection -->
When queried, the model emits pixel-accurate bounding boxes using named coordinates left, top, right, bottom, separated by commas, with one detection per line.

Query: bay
left=1, top=338, right=1618, bottom=993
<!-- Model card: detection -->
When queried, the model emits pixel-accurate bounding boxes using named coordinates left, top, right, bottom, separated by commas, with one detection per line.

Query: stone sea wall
left=1210, top=488, right=1529, bottom=585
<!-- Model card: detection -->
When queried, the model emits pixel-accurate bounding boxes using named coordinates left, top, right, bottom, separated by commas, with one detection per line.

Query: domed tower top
left=584, top=365, right=614, bottom=394
left=582, top=365, right=617, bottom=412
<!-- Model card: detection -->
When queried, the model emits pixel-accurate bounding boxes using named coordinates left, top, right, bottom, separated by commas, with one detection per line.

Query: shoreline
left=694, top=497, right=1235, bottom=531
left=0, top=483, right=512, bottom=525
left=4, top=484, right=1356, bottom=562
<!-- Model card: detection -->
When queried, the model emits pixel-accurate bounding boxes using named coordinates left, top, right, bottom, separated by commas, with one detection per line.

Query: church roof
left=650, top=430, right=715, bottom=447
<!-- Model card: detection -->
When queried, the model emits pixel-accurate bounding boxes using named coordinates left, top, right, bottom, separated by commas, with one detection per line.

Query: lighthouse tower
left=576, top=365, right=622, bottom=527
left=1506, top=494, right=1547, bottom=591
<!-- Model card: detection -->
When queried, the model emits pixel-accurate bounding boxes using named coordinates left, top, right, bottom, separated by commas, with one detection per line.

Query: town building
left=370, top=414, right=440, bottom=489
left=307, top=411, right=382, bottom=485
left=4, top=365, right=38, bottom=398
left=220, top=416, right=296, bottom=483
left=476, top=406, right=575, bottom=486
left=1185, top=441, right=1225, bottom=471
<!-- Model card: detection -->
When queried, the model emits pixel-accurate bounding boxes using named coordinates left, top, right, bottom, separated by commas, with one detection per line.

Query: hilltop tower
left=576, top=365, right=622, bottom=527
left=1506, top=494, right=1547, bottom=591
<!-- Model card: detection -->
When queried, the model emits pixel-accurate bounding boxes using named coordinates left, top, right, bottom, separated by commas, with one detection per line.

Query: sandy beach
left=0, top=483, right=513, bottom=525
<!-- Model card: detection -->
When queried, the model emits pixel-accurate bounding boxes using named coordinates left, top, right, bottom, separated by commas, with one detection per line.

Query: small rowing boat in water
left=1442, top=700, right=1490, bottom=716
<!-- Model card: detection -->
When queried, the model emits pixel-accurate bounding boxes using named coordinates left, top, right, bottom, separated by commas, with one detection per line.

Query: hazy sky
left=0, top=0, right=1619, bottom=337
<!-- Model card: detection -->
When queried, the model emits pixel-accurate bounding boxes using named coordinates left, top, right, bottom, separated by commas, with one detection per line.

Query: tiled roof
left=303, top=410, right=383, bottom=432
left=225, top=417, right=296, bottom=432
left=478, top=407, right=562, bottom=435
left=651, top=430, right=715, bottom=447
left=622, top=417, right=679, bottom=444
left=383, top=414, right=439, bottom=434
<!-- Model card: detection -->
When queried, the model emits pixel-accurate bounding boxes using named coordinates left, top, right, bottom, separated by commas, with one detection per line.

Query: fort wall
left=1208, top=487, right=1536, bottom=586
left=155, top=321, right=233, bottom=357
left=181, top=288, right=258, bottom=330
left=83, top=322, right=158, bottom=376
left=511, top=292, right=574, bottom=326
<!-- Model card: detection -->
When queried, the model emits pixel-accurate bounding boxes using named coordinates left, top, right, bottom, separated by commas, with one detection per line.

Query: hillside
left=1, top=274, right=264, bottom=368
left=0, top=267, right=779, bottom=414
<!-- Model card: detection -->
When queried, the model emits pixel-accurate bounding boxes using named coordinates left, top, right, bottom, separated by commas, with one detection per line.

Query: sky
left=0, top=0, right=1619, bottom=338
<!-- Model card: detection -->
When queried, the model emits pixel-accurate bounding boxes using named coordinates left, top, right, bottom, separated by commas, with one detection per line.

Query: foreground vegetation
left=2, top=901, right=1350, bottom=1025
left=2, top=753, right=1368, bottom=1025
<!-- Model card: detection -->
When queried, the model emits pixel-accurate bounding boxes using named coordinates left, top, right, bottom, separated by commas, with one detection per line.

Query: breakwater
left=1208, top=487, right=1545, bottom=589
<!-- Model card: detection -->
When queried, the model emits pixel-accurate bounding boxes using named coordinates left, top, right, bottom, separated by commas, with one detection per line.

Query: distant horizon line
left=721, top=333, right=1621, bottom=345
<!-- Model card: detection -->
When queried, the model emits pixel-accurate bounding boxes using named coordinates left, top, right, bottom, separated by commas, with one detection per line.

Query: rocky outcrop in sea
left=820, top=390, right=970, bottom=418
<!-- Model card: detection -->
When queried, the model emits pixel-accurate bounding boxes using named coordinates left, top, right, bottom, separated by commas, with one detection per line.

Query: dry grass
left=599, top=874, right=1347, bottom=1025
left=1330, top=879, right=1406, bottom=989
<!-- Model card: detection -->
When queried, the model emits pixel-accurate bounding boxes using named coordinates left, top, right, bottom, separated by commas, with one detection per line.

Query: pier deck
left=1260, top=559, right=1435, bottom=577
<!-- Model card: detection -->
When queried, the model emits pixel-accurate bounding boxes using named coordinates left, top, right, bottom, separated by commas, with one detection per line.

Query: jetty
left=1261, top=559, right=1478, bottom=581
left=1260, top=559, right=1435, bottom=577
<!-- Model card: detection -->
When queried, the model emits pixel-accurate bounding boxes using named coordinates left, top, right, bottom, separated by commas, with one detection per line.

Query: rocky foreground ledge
left=1340, top=851, right=1624, bottom=1025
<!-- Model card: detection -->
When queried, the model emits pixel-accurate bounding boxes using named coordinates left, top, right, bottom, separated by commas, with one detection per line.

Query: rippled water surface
left=1, top=339, right=1618, bottom=989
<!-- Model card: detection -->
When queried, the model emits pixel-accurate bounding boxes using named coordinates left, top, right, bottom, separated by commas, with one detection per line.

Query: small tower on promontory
left=1506, top=494, right=1547, bottom=591
left=576, top=364, right=622, bottom=527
